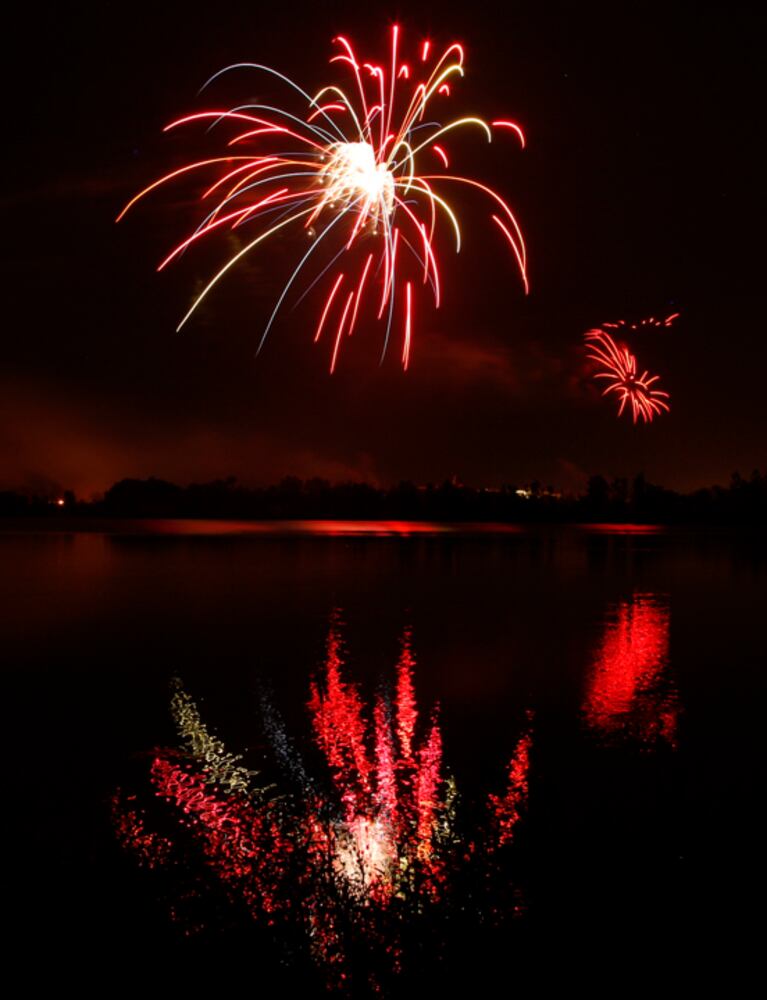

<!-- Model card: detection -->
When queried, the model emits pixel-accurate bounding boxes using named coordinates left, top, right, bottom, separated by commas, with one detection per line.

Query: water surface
left=6, top=522, right=764, bottom=979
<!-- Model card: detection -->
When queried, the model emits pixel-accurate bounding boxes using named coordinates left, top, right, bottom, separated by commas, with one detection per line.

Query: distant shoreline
left=2, top=471, right=765, bottom=526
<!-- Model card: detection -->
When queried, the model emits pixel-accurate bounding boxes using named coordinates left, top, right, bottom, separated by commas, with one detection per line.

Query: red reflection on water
left=488, top=716, right=533, bottom=847
left=581, top=523, right=666, bottom=534
left=113, top=616, right=536, bottom=987
left=148, top=748, right=351, bottom=971
left=374, top=695, right=398, bottom=824
left=396, top=631, right=418, bottom=761
left=415, top=717, right=443, bottom=862
left=307, top=617, right=446, bottom=898
left=111, top=790, right=173, bottom=868
left=584, top=594, right=677, bottom=747
left=150, top=754, right=286, bottom=916
left=308, top=617, right=372, bottom=822
left=134, top=519, right=525, bottom=537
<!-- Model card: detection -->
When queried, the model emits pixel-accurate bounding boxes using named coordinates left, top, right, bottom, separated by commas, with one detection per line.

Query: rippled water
left=6, top=522, right=764, bottom=985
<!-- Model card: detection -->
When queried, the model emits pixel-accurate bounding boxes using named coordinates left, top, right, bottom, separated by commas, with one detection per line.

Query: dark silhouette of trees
left=1, top=469, right=765, bottom=524
left=104, top=477, right=183, bottom=517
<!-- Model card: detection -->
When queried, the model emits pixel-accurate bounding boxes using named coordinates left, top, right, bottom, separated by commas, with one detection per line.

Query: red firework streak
left=117, top=25, right=528, bottom=371
left=585, top=328, right=671, bottom=423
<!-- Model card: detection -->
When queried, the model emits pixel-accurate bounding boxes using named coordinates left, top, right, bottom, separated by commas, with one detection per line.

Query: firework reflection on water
left=112, top=613, right=533, bottom=989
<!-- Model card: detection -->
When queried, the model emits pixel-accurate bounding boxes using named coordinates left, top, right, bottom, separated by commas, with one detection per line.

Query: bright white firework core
left=321, top=141, right=395, bottom=221
left=333, top=817, right=395, bottom=890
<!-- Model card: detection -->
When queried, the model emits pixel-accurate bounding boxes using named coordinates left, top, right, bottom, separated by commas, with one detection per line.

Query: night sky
left=3, top=1, right=764, bottom=498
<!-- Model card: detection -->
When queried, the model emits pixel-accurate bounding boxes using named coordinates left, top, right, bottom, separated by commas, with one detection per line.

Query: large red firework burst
left=117, top=26, right=528, bottom=372
left=585, top=328, right=670, bottom=423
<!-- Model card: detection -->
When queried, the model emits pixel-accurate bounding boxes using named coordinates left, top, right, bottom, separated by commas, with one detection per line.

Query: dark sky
left=2, top=1, right=764, bottom=497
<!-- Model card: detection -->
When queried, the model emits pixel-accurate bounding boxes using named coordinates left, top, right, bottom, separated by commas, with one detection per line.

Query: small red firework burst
left=585, top=329, right=670, bottom=423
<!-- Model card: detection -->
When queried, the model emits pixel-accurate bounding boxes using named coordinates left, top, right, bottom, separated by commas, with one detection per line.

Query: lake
left=6, top=521, right=765, bottom=988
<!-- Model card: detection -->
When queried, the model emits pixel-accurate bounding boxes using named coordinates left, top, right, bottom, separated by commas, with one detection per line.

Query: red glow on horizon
left=583, top=523, right=667, bottom=534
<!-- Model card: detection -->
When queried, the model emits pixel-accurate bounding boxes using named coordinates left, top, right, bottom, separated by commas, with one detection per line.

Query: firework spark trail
left=585, top=328, right=670, bottom=423
left=118, top=26, right=528, bottom=371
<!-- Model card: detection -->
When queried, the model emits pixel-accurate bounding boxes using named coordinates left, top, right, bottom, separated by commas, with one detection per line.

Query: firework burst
left=118, top=26, right=528, bottom=371
left=585, top=328, right=670, bottom=423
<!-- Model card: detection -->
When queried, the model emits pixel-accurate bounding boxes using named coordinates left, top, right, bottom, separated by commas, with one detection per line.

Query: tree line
left=1, top=469, right=765, bottom=523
